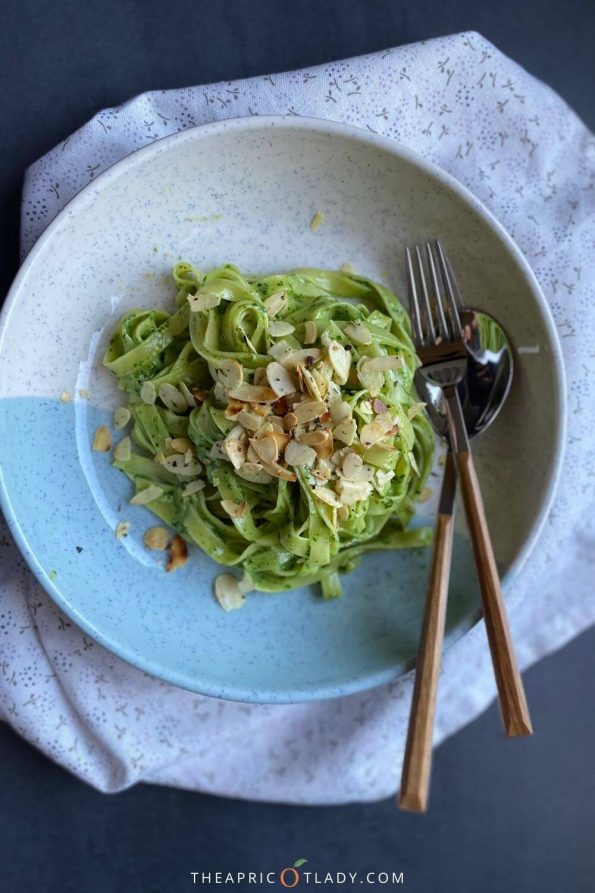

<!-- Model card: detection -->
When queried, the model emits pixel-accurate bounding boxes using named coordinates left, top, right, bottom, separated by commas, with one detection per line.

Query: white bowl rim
left=0, top=114, right=567, bottom=700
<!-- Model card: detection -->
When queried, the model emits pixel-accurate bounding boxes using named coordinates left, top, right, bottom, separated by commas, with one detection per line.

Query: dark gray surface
left=1, top=1, right=594, bottom=891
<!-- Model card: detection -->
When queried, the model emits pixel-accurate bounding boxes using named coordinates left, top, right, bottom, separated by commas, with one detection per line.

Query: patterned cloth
left=2, top=31, right=594, bottom=803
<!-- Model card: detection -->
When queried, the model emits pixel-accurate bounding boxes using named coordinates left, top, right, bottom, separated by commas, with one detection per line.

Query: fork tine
left=415, top=246, right=436, bottom=345
left=426, top=243, right=450, bottom=340
left=406, top=247, right=424, bottom=344
left=435, top=241, right=464, bottom=338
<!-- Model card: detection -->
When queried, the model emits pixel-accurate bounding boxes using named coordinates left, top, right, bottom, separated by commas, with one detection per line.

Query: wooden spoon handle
left=400, top=454, right=456, bottom=812
left=455, top=449, right=533, bottom=737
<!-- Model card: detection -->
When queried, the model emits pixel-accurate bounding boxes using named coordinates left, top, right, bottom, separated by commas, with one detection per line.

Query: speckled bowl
left=0, top=117, right=565, bottom=702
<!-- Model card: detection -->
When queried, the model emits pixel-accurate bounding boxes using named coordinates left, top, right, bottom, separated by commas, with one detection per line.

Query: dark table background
left=1, top=2, right=594, bottom=891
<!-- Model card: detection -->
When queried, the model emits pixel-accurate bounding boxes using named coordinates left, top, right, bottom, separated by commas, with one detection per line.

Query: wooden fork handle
left=400, top=507, right=454, bottom=812
left=455, top=450, right=533, bottom=737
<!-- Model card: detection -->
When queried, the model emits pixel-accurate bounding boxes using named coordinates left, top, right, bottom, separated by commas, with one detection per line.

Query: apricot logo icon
left=279, top=859, right=308, bottom=888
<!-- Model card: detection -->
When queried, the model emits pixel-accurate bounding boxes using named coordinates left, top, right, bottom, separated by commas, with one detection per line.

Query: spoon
left=399, top=308, right=513, bottom=813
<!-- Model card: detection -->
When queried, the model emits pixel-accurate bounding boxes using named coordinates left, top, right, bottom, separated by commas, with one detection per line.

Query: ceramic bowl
left=0, top=117, right=565, bottom=702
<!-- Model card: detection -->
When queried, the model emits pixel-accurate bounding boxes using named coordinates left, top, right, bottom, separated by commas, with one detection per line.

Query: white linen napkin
left=2, top=31, right=594, bottom=803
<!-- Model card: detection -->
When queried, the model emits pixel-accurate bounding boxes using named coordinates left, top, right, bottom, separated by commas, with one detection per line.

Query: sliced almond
left=182, top=479, right=206, bottom=496
left=263, top=291, right=287, bottom=317
left=188, top=292, right=221, bottom=312
left=144, top=526, right=169, bottom=550
left=237, top=409, right=264, bottom=431
left=253, top=366, right=268, bottom=386
left=227, top=383, right=277, bottom=403
left=284, top=440, right=317, bottom=467
left=115, top=521, right=131, bottom=539
left=114, top=406, right=131, bottom=429
left=236, top=462, right=273, bottom=484
left=130, top=485, right=164, bottom=506
left=304, top=320, right=317, bottom=344
left=269, top=320, right=295, bottom=337
left=191, top=387, right=210, bottom=403
left=79, top=389, right=90, bottom=399
left=113, top=436, right=131, bottom=462
left=312, top=486, right=342, bottom=508
left=246, top=443, right=260, bottom=463
left=266, top=361, right=299, bottom=398
left=336, top=478, right=373, bottom=505
left=260, top=460, right=297, bottom=481
left=214, top=574, right=246, bottom=611
left=210, top=440, right=227, bottom=460
left=359, top=355, right=403, bottom=373
left=217, top=359, right=243, bottom=391
left=374, top=469, right=396, bottom=493
left=342, top=451, right=364, bottom=481
left=311, top=457, right=334, bottom=482
left=283, top=412, right=298, bottom=432
left=344, top=321, right=372, bottom=345
left=292, top=400, right=326, bottom=424
left=250, top=434, right=279, bottom=465
left=166, top=534, right=188, bottom=571
left=170, top=437, right=193, bottom=453
left=268, top=340, right=292, bottom=362
left=60, top=390, right=72, bottom=403
left=299, top=364, right=323, bottom=400
left=159, top=453, right=202, bottom=476
left=360, top=420, right=393, bottom=448
left=92, top=425, right=111, bottom=452
left=338, top=504, right=350, bottom=520
left=356, top=357, right=384, bottom=397
left=327, top=341, right=351, bottom=385
left=158, top=383, right=188, bottom=413
left=221, top=499, right=247, bottom=519
left=332, top=417, right=357, bottom=446
left=329, top=400, right=352, bottom=425
left=179, top=381, right=197, bottom=408
left=140, top=381, right=156, bottom=405
left=310, top=211, right=325, bottom=231
left=282, top=348, right=322, bottom=369
left=223, top=426, right=248, bottom=469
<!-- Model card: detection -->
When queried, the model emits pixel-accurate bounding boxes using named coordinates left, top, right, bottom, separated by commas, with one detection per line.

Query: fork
left=405, top=242, right=532, bottom=741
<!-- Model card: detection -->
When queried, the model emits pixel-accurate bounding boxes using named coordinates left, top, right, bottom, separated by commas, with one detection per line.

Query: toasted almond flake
left=320, top=331, right=332, bottom=348
left=336, top=478, right=373, bottom=505
left=130, top=484, right=164, bottom=505
left=342, top=451, right=364, bottom=481
left=269, top=320, right=295, bottom=337
left=339, top=262, right=355, bottom=274
left=310, top=366, right=329, bottom=398
left=304, top=320, right=317, bottom=344
left=344, top=321, right=372, bottom=345
left=268, top=340, right=292, bottom=361
left=179, top=381, right=196, bottom=408
left=250, top=434, right=279, bottom=464
left=374, top=470, right=395, bottom=492
left=327, top=341, right=351, bottom=385
left=113, top=436, right=132, bottom=462
left=359, top=399, right=373, bottom=415
left=284, top=439, right=317, bottom=467
left=312, top=457, right=333, bottom=482
left=329, top=400, right=352, bottom=424
left=266, top=361, right=299, bottom=398
left=170, top=437, right=193, bottom=453
left=144, top=526, right=169, bottom=550
left=312, top=486, right=342, bottom=507
left=115, top=521, right=131, bottom=539
left=299, top=364, right=323, bottom=400
left=191, top=387, right=210, bottom=403
left=292, top=400, right=326, bottom=424
left=236, top=462, right=273, bottom=484
left=299, top=430, right=329, bottom=447
left=214, top=574, right=246, bottom=611
left=159, top=453, right=202, bottom=476
left=237, top=409, right=263, bottom=431
left=158, top=383, right=188, bottom=413
left=188, top=291, right=221, bottom=312
left=332, top=417, right=357, bottom=446
left=331, top=447, right=351, bottom=466
left=263, top=291, right=288, bottom=317
left=282, top=348, right=322, bottom=369
left=114, top=406, right=131, bottom=429
left=223, top=426, right=248, bottom=469
left=166, top=534, right=188, bottom=572
left=246, top=443, right=260, bottom=463
left=360, top=420, right=392, bottom=448
left=221, top=499, right=247, bottom=519
left=243, top=333, right=258, bottom=354
left=253, top=367, right=268, bottom=386
left=182, top=479, right=206, bottom=496
left=210, top=440, right=227, bottom=460
left=228, top=383, right=277, bottom=403
left=140, top=381, right=156, bottom=405
left=59, top=390, right=72, bottom=403
left=360, top=355, right=403, bottom=373
left=283, top=412, right=298, bottom=432
left=372, top=398, right=387, bottom=414
left=310, top=211, right=325, bottom=231
left=92, top=425, right=111, bottom=452
left=261, top=460, right=298, bottom=482
left=356, top=358, right=384, bottom=397
left=79, top=388, right=90, bottom=400
left=338, top=504, right=350, bottom=520
left=217, top=359, right=243, bottom=391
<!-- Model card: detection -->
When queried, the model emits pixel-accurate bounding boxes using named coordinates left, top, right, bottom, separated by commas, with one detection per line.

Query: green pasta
left=104, top=263, right=434, bottom=608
